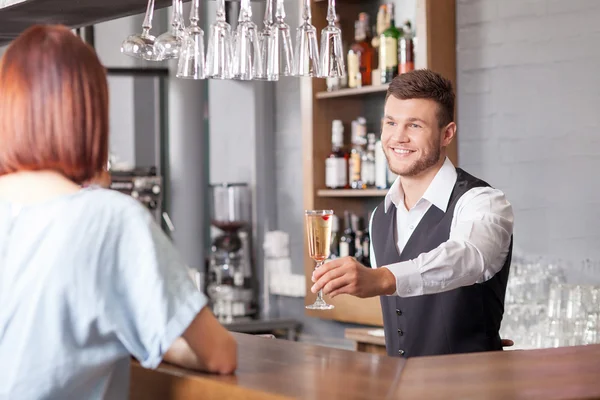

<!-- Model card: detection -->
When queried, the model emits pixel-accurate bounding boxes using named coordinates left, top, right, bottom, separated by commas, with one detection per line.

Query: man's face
left=381, top=96, right=451, bottom=178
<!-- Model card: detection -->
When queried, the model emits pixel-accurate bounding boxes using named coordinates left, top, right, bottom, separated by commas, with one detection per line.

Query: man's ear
left=441, top=122, right=457, bottom=147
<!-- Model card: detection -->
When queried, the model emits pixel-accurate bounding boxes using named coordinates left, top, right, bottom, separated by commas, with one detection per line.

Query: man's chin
left=389, top=163, right=416, bottom=178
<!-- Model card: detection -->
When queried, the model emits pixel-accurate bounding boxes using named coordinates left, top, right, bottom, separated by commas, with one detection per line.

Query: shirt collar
left=384, top=157, right=458, bottom=213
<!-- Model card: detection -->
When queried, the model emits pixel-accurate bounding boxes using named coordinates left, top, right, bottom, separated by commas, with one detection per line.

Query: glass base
left=306, top=300, right=335, bottom=310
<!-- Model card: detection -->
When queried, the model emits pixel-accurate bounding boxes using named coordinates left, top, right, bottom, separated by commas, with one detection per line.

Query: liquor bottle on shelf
left=398, top=20, right=414, bottom=74
left=379, top=3, right=401, bottom=84
left=325, top=120, right=348, bottom=189
left=375, top=139, right=388, bottom=189
left=347, top=15, right=375, bottom=88
left=329, top=214, right=340, bottom=259
left=349, top=118, right=366, bottom=189
left=371, top=5, right=390, bottom=86
left=361, top=133, right=376, bottom=188
left=339, top=211, right=356, bottom=258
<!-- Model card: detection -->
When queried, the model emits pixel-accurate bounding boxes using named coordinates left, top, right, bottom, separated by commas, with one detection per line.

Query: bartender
left=311, top=69, right=514, bottom=358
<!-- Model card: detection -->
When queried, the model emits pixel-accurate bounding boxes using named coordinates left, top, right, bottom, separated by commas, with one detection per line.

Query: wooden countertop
left=130, top=333, right=600, bottom=400
left=130, top=332, right=407, bottom=400
left=399, top=344, right=600, bottom=400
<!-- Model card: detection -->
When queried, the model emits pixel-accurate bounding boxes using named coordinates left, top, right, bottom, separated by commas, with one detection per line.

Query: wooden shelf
left=317, top=189, right=388, bottom=197
left=315, top=84, right=389, bottom=100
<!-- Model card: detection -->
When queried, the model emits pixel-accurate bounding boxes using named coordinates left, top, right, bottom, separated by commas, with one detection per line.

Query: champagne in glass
left=305, top=210, right=335, bottom=310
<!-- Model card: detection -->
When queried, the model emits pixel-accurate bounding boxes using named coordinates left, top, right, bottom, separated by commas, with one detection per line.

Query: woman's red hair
left=0, top=24, right=109, bottom=184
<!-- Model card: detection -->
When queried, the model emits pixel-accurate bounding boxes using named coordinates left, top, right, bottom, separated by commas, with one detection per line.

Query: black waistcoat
left=372, top=168, right=512, bottom=358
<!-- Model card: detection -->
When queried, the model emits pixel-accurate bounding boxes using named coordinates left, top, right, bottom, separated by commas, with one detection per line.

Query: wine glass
left=273, top=0, right=295, bottom=77
left=206, top=0, right=234, bottom=79
left=177, top=0, right=206, bottom=79
left=155, top=0, right=185, bottom=60
left=255, top=0, right=277, bottom=81
left=232, top=0, right=263, bottom=80
left=121, top=0, right=159, bottom=61
left=319, top=0, right=345, bottom=78
left=305, top=210, right=334, bottom=310
left=293, top=0, right=320, bottom=77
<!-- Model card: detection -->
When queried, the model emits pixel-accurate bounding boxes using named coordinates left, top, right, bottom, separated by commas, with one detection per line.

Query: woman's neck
left=0, top=170, right=81, bottom=204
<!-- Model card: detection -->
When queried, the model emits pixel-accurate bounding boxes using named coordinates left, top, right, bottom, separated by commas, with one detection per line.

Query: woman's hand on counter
left=163, top=307, right=237, bottom=375
left=311, top=257, right=396, bottom=299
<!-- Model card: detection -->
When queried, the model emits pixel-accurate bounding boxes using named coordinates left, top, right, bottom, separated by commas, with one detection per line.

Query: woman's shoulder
left=78, top=187, right=153, bottom=221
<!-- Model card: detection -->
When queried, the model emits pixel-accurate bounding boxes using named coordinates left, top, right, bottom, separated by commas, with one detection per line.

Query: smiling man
left=311, top=69, right=514, bottom=358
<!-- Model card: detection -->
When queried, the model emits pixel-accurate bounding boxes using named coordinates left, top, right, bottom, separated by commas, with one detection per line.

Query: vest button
left=396, top=309, right=402, bottom=316
left=398, top=349, right=405, bottom=356
left=397, top=329, right=404, bottom=336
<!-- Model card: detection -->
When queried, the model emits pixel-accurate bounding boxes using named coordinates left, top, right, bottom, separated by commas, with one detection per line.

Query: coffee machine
left=207, top=183, right=257, bottom=323
left=109, top=166, right=164, bottom=224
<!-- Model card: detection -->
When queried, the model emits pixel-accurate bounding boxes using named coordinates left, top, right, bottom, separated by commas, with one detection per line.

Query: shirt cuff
left=383, top=260, right=424, bottom=297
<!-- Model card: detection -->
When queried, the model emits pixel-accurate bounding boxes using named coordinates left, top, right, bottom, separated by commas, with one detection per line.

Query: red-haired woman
left=0, top=25, right=236, bottom=399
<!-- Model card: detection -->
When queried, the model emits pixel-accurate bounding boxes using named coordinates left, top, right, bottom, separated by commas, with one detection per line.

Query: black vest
left=372, top=168, right=512, bottom=358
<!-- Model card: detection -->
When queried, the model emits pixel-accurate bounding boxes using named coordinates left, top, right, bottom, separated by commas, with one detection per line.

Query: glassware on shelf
left=305, top=210, right=334, bottom=310
left=255, top=0, right=276, bottom=81
left=177, top=0, right=206, bottom=79
left=271, top=0, right=295, bottom=78
left=155, top=0, right=185, bottom=60
left=501, top=253, right=600, bottom=350
left=206, top=0, right=234, bottom=79
left=232, top=0, right=263, bottom=80
left=120, top=0, right=159, bottom=61
left=318, top=0, right=345, bottom=79
left=293, top=0, right=320, bottom=77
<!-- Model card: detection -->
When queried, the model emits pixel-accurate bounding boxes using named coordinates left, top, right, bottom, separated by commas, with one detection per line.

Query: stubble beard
left=387, top=137, right=442, bottom=178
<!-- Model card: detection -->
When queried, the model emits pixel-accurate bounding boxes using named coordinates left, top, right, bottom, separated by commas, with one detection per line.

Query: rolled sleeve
left=101, top=203, right=208, bottom=369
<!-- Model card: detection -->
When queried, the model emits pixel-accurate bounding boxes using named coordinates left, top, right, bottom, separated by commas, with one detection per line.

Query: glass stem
left=275, top=0, right=286, bottom=22
left=190, top=0, right=200, bottom=26
left=170, top=0, right=179, bottom=29
left=240, top=0, right=252, bottom=21
left=216, top=0, right=226, bottom=22
left=142, top=0, right=156, bottom=32
left=175, top=0, right=185, bottom=27
left=315, top=260, right=325, bottom=302
left=264, top=0, right=274, bottom=26
left=326, top=0, right=336, bottom=26
left=316, top=289, right=326, bottom=304
left=302, top=0, right=311, bottom=23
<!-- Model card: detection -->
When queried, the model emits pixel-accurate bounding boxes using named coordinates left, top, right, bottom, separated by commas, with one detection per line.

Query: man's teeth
left=393, top=149, right=412, bottom=154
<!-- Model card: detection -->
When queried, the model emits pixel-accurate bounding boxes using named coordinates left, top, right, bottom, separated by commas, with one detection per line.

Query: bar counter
left=130, top=333, right=600, bottom=400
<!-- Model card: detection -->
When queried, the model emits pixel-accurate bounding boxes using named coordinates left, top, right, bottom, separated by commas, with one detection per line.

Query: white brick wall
left=457, top=0, right=600, bottom=280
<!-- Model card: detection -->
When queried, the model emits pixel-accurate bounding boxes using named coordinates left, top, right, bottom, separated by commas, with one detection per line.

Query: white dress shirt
left=369, top=158, right=514, bottom=298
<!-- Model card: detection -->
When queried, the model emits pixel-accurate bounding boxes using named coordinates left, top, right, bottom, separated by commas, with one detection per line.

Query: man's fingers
left=311, top=258, right=342, bottom=281
left=311, top=266, right=348, bottom=293
left=321, top=276, right=353, bottom=296
left=312, top=257, right=352, bottom=281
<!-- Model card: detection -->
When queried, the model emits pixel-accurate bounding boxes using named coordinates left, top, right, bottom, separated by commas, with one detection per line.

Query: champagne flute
left=305, top=210, right=334, bottom=310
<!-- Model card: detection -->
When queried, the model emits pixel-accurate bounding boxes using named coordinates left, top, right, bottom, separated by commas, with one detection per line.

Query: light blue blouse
left=0, top=187, right=207, bottom=399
